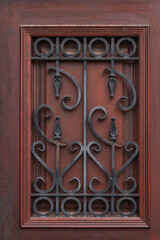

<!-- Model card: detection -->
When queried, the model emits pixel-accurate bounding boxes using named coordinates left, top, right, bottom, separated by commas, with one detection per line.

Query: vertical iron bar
left=56, top=37, right=59, bottom=75
left=83, top=37, right=87, bottom=217
left=55, top=142, right=60, bottom=217
left=54, top=37, right=61, bottom=98
left=108, top=37, right=116, bottom=98
left=110, top=40, right=115, bottom=215
left=56, top=37, right=60, bottom=217
left=110, top=40, right=115, bottom=214
left=111, top=37, right=115, bottom=70
left=111, top=143, right=115, bottom=216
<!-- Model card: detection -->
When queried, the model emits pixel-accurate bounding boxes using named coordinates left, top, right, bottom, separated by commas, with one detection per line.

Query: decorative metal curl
left=88, top=106, right=122, bottom=147
left=87, top=141, right=111, bottom=193
left=48, top=67, right=81, bottom=110
left=31, top=141, right=56, bottom=193
left=33, top=197, right=54, bottom=217
left=59, top=141, right=83, bottom=193
left=61, top=197, right=82, bottom=217
left=104, top=68, right=137, bottom=111
left=116, top=197, right=137, bottom=217
left=61, top=38, right=81, bottom=57
left=88, top=37, right=109, bottom=57
left=116, top=37, right=136, bottom=57
left=115, top=141, right=139, bottom=193
left=34, top=104, right=56, bottom=145
left=34, top=104, right=67, bottom=146
left=34, top=37, right=54, bottom=57
left=88, top=197, right=109, bottom=217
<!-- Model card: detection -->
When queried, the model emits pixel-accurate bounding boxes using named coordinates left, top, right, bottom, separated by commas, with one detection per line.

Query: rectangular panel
left=20, top=26, right=149, bottom=228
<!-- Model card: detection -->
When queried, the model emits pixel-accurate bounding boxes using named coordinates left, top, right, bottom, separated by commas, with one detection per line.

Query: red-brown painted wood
left=0, top=0, right=158, bottom=239
left=20, top=26, right=149, bottom=229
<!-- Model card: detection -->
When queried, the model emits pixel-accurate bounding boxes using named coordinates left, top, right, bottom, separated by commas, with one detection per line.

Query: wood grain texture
left=0, top=0, right=158, bottom=239
left=20, top=26, right=149, bottom=228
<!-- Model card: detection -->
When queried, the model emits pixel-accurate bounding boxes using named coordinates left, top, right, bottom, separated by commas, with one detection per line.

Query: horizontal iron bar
left=31, top=193, right=139, bottom=197
left=31, top=57, right=139, bottom=61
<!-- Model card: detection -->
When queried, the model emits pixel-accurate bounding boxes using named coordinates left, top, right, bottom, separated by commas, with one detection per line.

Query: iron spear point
left=108, top=72, right=116, bottom=98
left=54, top=73, right=62, bottom=98
left=54, top=116, right=62, bottom=140
left=110, top=117, right=117, bottom=142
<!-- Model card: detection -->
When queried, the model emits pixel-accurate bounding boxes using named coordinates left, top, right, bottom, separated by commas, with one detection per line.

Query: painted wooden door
left=0, top=1, right=158, bottom=240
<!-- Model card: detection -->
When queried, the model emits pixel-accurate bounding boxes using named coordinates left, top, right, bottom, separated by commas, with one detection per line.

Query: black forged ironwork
left=31, top=36, right=139, bottom=218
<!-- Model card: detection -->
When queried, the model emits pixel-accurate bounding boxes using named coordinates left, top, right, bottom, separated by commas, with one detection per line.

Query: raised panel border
left=20, top=25, right=150, bottom=228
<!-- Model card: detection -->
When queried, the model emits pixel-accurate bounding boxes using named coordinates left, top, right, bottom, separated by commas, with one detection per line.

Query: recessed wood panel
left=20, top=26, right=149, bottom=228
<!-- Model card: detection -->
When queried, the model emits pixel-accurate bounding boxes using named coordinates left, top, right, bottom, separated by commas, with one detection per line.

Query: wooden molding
left=20, top=25, right=150, bottom=228
left=22, top=217, right=149, bottom=228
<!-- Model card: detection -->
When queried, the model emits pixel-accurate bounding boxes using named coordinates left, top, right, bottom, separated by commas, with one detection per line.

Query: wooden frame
left=20, top=25, right=150, bottom=228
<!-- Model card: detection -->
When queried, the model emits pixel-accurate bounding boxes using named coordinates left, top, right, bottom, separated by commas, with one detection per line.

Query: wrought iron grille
left=31, top=36, right=139, bottom=217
